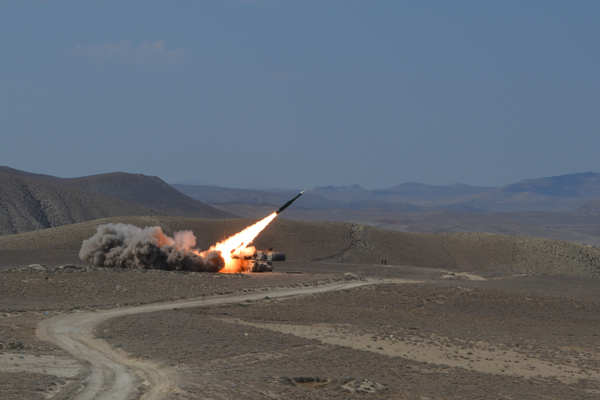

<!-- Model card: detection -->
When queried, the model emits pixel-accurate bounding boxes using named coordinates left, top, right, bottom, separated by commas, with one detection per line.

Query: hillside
left=2, top=216, right=600, bottom=278
left=0, top=166, right=65, bottom=184
left=501, top=171, right=600, bottom=197
left=573, top=196, right=600, bottom=215
left=0, top=167, right=234, bottom=220
left=455, top=172, right=600, bottom=212
left=59, top=173, right=233, bottom=219
left=0, top=172, right=165, bottom=236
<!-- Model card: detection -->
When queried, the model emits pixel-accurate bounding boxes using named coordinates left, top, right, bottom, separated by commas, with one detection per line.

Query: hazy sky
left=1, top=1, right=598, bottom=189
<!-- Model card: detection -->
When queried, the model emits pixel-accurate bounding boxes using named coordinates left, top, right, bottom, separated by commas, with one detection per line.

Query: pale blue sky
left=1, top=1, right=598, bottom=189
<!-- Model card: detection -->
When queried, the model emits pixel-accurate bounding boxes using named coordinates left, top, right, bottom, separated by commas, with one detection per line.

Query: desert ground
left=1, top=217, right=600, bottom=399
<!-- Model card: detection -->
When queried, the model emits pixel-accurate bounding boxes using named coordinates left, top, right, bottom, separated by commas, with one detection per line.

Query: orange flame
left=208, top=212, right=277, bottom=273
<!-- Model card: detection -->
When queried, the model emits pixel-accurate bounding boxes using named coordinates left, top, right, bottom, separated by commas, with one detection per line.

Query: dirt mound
left=1, top=217, right=600, bottom=277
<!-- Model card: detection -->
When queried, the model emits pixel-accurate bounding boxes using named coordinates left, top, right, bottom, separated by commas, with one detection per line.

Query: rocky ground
left=0, top=264, right=342, bottom=399
left=96, top=267, right=600, bottom=400
left=0, top=264, right=341, bottom=312
left=1, top=254, right=600, bottom=399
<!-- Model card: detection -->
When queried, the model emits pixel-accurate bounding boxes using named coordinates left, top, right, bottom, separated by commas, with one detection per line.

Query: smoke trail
left=79, top=223, right=224, bottom=272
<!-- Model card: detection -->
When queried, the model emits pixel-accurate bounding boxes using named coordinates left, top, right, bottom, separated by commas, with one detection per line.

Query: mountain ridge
left=0, top=171, right=165, bottom=236
left=0, top=167, right=235, bottom=220
left=0, top=168, right=236, bottom=236
left=176, top=172, right=600, bottom=213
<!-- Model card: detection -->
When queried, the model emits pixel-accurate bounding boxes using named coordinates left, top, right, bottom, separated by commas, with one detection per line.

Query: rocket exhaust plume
left=209, top=212, right=278, bottom=273
left=211, top=190, right=304, bottom=272
left=79, top=191, right=305, bottom=273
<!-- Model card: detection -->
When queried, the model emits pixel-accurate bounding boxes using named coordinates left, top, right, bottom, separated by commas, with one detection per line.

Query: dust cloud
left=79, top=223, right=224, bottom=272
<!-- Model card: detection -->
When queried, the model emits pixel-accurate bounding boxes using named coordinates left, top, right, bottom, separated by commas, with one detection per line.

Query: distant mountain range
left=173, top=172, right=600, bottom=246
left=173, top=172, right=600, bottom=214
left=0, top=167, right=235, bottom=236
left=3, top=167, right=600, bottom=246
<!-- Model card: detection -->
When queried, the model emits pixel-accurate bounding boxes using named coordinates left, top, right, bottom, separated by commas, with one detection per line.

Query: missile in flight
left=276, top=190, right=305, bottom=214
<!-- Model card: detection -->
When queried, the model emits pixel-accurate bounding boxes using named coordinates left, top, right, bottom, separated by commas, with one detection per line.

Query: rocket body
left=276, top=190, right=305, bottom=214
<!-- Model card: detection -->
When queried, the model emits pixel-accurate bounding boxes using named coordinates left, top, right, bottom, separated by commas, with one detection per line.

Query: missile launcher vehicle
left=232, top=248, right=285, bottom=272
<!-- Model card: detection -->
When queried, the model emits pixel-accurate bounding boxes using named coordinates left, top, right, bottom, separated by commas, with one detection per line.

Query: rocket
left=276, top=190, right=305, bottom=214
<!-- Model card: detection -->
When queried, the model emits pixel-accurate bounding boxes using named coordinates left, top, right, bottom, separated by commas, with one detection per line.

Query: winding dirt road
left=37, top=280, right=380, bottom=400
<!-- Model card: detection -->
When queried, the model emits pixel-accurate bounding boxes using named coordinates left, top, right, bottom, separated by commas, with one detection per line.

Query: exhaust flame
left=206, top=212, right=278, bottom=273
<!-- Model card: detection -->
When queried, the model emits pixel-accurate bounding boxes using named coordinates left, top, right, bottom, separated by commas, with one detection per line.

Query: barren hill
left=572, top=196, right=600, bottom=215
left=501, top=171, right=600, bottom=197
left=456, top=172, right=600, bottom=212
left=0, top=172, right=165, bottom=236
left=0, top=167, right=234, bottom=220
left=1, top=216, right=599, bottom=278
left=59, top=173, right=234, bottom=219
left=0, top=166, right=65, bottom=184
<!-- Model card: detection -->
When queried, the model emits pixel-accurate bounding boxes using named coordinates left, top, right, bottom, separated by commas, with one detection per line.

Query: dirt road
left=37, top=279, right=385, bottom=400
